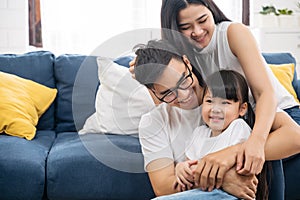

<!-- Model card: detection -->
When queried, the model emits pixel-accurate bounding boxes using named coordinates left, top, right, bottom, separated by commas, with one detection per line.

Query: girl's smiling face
left=201, top=89, right=247, bottom=136
left=177, top=4, right=215, bottom=49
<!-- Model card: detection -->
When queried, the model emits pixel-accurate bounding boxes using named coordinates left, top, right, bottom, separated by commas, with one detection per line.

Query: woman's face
left=152, top=57, right=203, bottom=110
left=177, top=4, right=215, bottom=49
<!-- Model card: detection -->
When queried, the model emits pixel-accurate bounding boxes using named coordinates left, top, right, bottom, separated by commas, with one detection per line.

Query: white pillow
left=79, top=57, right=155, bottom=135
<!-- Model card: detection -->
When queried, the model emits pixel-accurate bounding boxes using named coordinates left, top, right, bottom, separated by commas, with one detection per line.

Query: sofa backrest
left=1, top=51, right=297, bottom=135
left=0, top=51, right=56, bottom=131
left=54, top=54, right=132, bottom=133
left=54, top=55, right=98, bottom=133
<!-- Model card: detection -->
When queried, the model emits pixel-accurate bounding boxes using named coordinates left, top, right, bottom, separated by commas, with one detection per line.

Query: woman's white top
left=193, top=21, right=298, bottom=110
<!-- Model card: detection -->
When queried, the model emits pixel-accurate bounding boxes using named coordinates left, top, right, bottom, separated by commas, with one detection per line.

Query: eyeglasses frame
left=151, top=59, right=194, bottom=103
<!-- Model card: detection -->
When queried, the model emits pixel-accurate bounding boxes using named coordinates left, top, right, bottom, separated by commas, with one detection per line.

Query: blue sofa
left=0, top=51, right=299, bottom=200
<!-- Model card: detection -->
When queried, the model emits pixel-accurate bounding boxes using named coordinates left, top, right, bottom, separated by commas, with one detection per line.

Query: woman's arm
left=264, top=111, right=300, bottom=160
left=228, top=23, right=277, bottom=175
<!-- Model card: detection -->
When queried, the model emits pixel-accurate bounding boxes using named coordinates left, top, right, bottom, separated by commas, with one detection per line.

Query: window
left=40, top=0, right=242, bottom=55
left=214, top=0, right=243, bottom=22
left=41, top=0, right=161, bottom=55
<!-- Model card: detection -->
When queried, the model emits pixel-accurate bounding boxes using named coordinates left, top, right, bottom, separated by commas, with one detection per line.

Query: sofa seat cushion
left=47, top=132, right=155, bottom=200
left=0, top=130, right=56, bottom=200
left=0, top=51, right=56, bottom=130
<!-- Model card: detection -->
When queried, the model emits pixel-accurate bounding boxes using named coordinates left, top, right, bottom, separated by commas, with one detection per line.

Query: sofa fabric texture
left=0, top=51, right=299, bottom=200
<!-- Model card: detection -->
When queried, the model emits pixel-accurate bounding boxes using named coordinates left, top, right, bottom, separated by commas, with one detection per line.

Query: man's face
left=152, top=58, right=203, bottom=110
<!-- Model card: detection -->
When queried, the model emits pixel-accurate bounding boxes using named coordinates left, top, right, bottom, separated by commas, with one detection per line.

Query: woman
left=158, top=0, right=300, bottom=198
left=133, top=39, right=300, bottom=200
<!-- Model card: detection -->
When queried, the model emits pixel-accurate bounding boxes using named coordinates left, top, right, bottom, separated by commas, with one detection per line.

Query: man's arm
left=147, top=158, right=179, bottom=196
left=147, top=158, right=257, bottom=199
left=222, top=167, right=258, bottom=200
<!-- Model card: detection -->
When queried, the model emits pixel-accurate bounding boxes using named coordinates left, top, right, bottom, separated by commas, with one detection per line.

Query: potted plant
left=258, top=5, right=295, bottom=28
left=277, top=8, right=295, bottom=28
left=258, top=5, right=279, bottom=27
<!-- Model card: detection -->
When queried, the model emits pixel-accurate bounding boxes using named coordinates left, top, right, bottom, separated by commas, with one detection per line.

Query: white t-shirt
left=139, top=103, right=202, bottom=171
left=193, top=21, right=298, bottom=110
left=186, top=118, right=251, bottom=160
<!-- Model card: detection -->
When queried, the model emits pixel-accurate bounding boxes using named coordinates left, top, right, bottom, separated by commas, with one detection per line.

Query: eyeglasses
left=151, top=60, right=194, bottom=103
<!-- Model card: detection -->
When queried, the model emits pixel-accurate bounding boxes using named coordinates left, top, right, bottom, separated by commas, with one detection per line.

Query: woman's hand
left=236, top=134, right=265, bottom=175
left=193, top=144, right=239, bottom=191
left=129, top=57, right=136, bottom=79
left=175, top=160, right=197, bottom=191
left=222, top=167, right=258, bottom=200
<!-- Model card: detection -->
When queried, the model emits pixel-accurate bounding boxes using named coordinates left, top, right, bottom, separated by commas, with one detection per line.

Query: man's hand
left=222, top=167, right=258, bottom=200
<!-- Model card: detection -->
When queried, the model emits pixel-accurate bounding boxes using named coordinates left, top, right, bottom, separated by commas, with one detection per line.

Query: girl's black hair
left=205, top=70, right=269, bottom=200
left=205, top=70, right=255, bottom=128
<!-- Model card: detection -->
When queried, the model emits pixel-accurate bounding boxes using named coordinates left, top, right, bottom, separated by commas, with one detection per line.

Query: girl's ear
left=239, top=102, right=248, bottom=117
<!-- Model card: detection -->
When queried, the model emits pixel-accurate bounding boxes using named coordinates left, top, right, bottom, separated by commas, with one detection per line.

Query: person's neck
left=210, top=129, right=222, bottom=137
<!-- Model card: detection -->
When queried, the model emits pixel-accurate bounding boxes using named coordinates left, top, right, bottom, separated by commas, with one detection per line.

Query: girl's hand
left=193, top=144, right=239, bottom=191
left=175, top=160, right=197, bottom=190
left=236, top=134, right=265, bottom=175
left=129, top=57, right=136, bottom=79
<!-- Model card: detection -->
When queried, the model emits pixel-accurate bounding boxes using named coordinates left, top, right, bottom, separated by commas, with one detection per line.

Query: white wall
left=0, top=0, right=28, bottom=53
left=251, top=0, right=300, bottom=27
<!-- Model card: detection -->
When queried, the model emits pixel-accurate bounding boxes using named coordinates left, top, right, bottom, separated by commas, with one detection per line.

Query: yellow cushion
left=0, top=72, right=57, bottom=140
left=269, top=63, right=299, bottom=104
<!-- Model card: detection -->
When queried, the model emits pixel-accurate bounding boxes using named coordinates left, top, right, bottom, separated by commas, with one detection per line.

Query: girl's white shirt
left=185, top=118, right=251, bottom=160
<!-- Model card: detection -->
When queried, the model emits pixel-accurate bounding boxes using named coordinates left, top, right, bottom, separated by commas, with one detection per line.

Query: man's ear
left=182, top=55, right=192, bottom=69
left=148, top=88, right=161, bottom=105
left=239, top=102, right=248, bottom=117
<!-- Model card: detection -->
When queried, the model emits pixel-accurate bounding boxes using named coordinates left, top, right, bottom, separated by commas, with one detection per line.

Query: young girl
left=175, top=70, right=268, bottom=200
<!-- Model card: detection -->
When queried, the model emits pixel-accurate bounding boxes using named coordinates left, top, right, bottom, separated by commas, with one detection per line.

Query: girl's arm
left=228, top=23, right=277, bottom=175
